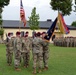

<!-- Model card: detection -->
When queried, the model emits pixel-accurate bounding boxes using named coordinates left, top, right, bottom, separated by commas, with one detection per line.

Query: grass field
left=0, top=44, right=76, bottom=75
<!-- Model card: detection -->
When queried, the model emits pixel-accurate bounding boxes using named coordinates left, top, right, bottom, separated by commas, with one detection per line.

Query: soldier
left=74, top=37, right=76, bottom=47
left=32, top=32, right=44, bottom=74
left=25, top=31, right=29, bottom=36
left=21, top=34, right=30, bottom=68
left=5, top=33, right=13, bottom=66
left=66, top=37, right=70, bottom=47
left=26, top=31, right=33, bottom=50
left=13, top=31, right=22, bottom=71
left=28, top=36, right=33, bottom=50
left=41, top=32, right=50, bottom=71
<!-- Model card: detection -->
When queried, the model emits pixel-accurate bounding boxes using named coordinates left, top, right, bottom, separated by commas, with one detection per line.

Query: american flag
left=20, top=0, right=26, bottom=26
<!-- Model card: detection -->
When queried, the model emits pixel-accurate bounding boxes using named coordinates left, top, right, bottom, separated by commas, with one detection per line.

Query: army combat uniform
left=5, top=33, right=13, bottom=66
left=21, top=36, right=30, bottom=67
left=13, top=32, right=22, bottom=70
left=41, top=32, right=50, bottom=70
left=42, top=40, right=49, bottom=70
left=32, top=34, right=44, bottom=74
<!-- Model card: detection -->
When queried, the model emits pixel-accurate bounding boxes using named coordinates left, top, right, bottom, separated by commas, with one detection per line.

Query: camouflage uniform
left=41, top=32, right=50, bottom=70
left=28, top=37, right=33, bottom=50
left=21, top=37, right=30, bottom=67
left=13, top=36, right=22, bottom=69
left=74, top=38, right=76, bottom=47
left=5, top=36, right=13, bottom=65
left=32, top=37, right=43, bottom=73
left=42, top=40, right=49, bottom=69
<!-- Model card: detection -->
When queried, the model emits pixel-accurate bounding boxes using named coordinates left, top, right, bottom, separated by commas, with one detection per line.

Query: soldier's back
left=32, top=37, right=43, bottom=53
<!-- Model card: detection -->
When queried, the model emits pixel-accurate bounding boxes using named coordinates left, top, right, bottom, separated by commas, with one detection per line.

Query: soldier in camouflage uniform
left=74, top=37, right=76, bottom=47
left=32, top=32, right=44, bottom=74
left=21, top=34, right=30, bottom=68
left=28, top=36, right=33, bottom=51
left=5, top=33, right=13, bottom=66
left=41, top=32, right=50, bottom=71
left=13, top=31, right=22, bottom=71
left=25, top=31, right=33, bottom=50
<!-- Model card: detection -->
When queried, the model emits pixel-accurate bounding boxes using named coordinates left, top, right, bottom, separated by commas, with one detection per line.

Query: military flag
left=20, top=0, right=26, bottom=26
left=44, top=18, right=57, bottom=41
left=44, top=12, right=70, bottom=41
left=57, top=12, right=70, bottom=34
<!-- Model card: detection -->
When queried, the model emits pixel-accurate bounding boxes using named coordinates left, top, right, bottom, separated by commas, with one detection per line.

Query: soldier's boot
left=26, top=64, right=29, bottom=68
left=8, top=63, right=11, bottom=66
left=24, top=64, right=29, bottom=68
left=38, top=68, right=42, bottom=73
left=43, top=66, right=48, bottom=71
left=8, top=60, right=12, bottom=66
left=32, top=68, right=36, bottom=74
left=24, top=65, right=27, bottom=68
left=7, top=59, right=11, bottom=66
left=15, top=67, right=21, bottom=71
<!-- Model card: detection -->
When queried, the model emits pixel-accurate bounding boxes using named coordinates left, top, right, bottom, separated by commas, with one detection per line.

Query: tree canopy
left=0, top=0, right=10, bottom=37
left=50, top=0, right=72, bottom=16
left=71, top=21, right=76, bottom=27
left=0, top=0, right=10, bottom=8
left=28, top=7, right=40, bottom=30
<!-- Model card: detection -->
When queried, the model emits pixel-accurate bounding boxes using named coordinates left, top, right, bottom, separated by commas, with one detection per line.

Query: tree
left=0, top=0, right=10, bottom=28
left=50, top=0, right=72, bottom=16
left=0, top=7, right=3, bottom=28
left=28, top=7, right=40, bottom=30
left=0, top=0, right=10, bottom=8
left=75, top=0, right=76, bottom=4
left=0, top=0, right=10, bottom=41
left=71, top=21, right=76, bottom=27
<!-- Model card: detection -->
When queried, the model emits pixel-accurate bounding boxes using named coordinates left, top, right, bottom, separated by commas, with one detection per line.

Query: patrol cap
left=16, top=31, right=20, bottom=35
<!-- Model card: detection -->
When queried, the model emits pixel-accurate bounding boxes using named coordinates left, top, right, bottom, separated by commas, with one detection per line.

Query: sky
left=2, top=0, right=76, bottom=25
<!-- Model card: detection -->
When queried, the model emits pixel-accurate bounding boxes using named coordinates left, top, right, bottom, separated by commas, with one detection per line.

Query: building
left=1, top=20, right=76, bottom=40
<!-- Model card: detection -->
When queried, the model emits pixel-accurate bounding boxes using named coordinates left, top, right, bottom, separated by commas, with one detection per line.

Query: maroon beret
left=42, top=32, right=46, bottom=35
left=16, top=31, right=20, bottom=35
left=26, top=31, right=29, bottom=34
left=37, top=32, right=41, bottom=36
left=8, top=33, right=11, bottom=36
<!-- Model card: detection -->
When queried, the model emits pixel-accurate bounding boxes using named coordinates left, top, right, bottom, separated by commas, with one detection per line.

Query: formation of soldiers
left=5, top=31, right=50, bottom=74
left=53, top=37, right=76, bottom=47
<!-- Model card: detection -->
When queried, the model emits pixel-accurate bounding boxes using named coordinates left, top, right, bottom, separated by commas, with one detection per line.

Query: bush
left=0, top=29, right=4, bottom=35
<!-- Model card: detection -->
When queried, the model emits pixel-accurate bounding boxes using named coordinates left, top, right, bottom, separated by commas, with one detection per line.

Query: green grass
left=0, top=44, right=76, bottom=75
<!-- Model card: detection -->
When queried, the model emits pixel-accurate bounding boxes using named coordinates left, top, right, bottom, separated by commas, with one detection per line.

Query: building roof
left=2, top=20, right=76, bottom=30
left=2, top=20, right=53, bottom=29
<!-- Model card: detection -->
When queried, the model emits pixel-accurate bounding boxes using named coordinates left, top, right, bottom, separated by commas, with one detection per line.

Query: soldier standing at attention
left=5, top=33, right=13, bottom=66
left=32, top=32, right=44, bottom=74
left=41, top=32, right=50, bottom=71
left=13, top=31, right=22, bottom=71
left=21, top=34, right=30, bottom=68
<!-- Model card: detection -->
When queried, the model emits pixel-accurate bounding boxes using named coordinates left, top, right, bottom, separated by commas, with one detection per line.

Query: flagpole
left=19, top=0, right=21, bottom=32
left=19, top=20, right=21, bottom=32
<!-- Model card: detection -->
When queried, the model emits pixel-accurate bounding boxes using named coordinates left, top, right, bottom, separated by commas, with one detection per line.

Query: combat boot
left=8, top=63, right=11, bottom=66
left=32, top=68, right=36, bottom=74
left=15, top=67, right=21, bottom=71
left=38, top=68, right=42, bottom=73
left=26, top=64, right=29, bottom=68
left=43, top=66, right=48, bottom=71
